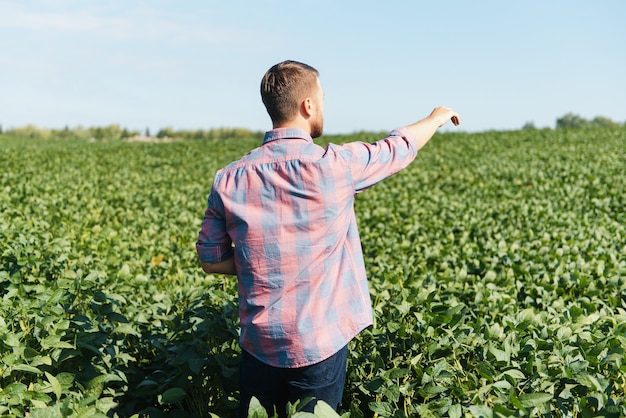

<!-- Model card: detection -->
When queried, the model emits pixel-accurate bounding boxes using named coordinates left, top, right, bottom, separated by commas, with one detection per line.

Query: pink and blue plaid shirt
left=196, top=127, right=418, bottom=367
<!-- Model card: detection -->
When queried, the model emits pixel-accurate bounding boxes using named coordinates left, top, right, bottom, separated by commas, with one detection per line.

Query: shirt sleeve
left=342, top=127, right=418, bottom=192
left=196, top=185, right=234, bottom=263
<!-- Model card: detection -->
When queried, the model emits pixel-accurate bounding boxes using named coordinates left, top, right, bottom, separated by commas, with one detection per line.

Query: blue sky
left=1, top=0, right=625, bottom=134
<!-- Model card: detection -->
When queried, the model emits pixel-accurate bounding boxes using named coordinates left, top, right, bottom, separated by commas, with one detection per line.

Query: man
left=196, top=60, right=460, bottom=417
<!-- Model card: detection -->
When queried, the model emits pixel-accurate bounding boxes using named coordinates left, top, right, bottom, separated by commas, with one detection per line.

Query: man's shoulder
left=222, top=141, right=270, bottom=169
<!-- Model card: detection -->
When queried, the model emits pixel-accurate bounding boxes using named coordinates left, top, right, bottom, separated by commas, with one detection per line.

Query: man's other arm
left=200, top=257, right=236, bottom=275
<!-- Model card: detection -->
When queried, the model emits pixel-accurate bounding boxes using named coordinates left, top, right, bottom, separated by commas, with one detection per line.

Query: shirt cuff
left=389, top=126, right=417, bottom=143
left=196, top=242, right=234, bottom=264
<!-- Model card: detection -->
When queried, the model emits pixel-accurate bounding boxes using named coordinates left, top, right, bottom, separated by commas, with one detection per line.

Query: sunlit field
left=1, top=127, right=625, bottom=417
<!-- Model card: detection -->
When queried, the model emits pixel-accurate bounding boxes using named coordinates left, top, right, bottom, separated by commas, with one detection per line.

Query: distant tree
left=122, top=127, right=139, bottom=138
left=556, top=113, right=591, bottom=129
left=556, top=113, right=623, bottom=129
left=156, top=126, right=175, bottom=138
left=56, top=125, right=71, bottom=139
left=591, top=116, right=620, bottom=128
left=145, top=127, right=151, bottom=137
left=522, top=121, right=537, bottom=130
left=92, top=127, right=104, bottom=140
left=7, top=125, right=51, bottom=139
left=86, top=124, right=124, bottom=141
left=68, top=126, right=91, bottom=141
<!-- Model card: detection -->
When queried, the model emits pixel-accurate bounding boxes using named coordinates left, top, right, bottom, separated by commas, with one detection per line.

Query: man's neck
left=274, top=118, right=311, bottom=135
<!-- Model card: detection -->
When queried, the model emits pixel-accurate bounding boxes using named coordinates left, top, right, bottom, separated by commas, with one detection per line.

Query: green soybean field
left=1, top=127, right=625, bottom=418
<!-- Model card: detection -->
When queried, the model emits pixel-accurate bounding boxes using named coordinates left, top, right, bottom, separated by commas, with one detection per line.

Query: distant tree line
left=0, top=124, right=262, bottom=141
left=523, top=113, right=625, bottom=130
left=1, top=113, right=624, bottom=140
left=153, top=126, right=261, bottom=140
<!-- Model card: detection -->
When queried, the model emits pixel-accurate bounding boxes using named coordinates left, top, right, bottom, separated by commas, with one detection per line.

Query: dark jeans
left=238, top=345, right=348, bottom=418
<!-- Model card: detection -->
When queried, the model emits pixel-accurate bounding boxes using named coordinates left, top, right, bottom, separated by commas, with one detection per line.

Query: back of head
left=260, top=60, right=319, bottom=126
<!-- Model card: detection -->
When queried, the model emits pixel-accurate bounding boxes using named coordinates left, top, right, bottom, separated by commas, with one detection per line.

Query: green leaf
left=159, top=387, right=186, bottom=405
left=45, top=371, right=63, bottom=400
left=2, top=382, right=27, bottom=396
left=468, top=405, right=493, bottom=418
left=369, top=402, right=393, bottom=417
left=478, top=362, right=495, bottom=380
left=4, top=333, right=22, bottom=347
left=136, top=379, right=159, bottom=389
left=448, top=404, right=462, bottom=418
left=85, top=374, right=107, bottom=398
left=40, top=335, right=74, bottom=350
left=56, top=372, right=76, bottom=389
left=2, top=352, right=18, bottom=366
left=493, top=380, right=512, bottom=389
left=13, top=363, right=43, bottom=374
left=112, top=323, right=140, bottom=336
left=488, top=344, right=509, bottom=363
left=23, top=390, right=52, bottom=403
left=247, top=396, right=269, bottom=418
left=313, top=401, right=341, bottom=417
left=518, top=392, right=552, bottom=408
left=396, top=300, right=412, bottom=315
left=76, top=406, right=107, bottom=418
left=499, top=368, right=525, bottom=381
left=23, top=347, right=40, bottom=359
left=574, top=373, right=604, bottom=391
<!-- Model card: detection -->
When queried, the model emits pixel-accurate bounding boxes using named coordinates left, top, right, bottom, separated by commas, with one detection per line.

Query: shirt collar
left=262, top=128, right=313, bottom=145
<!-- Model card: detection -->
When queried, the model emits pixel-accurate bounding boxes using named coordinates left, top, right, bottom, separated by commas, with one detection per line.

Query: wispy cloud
left=0, top=2, right=235, bottom=44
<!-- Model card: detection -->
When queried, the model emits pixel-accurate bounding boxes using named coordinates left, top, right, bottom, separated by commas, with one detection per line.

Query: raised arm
left=403, top=106, right=460, bottom=150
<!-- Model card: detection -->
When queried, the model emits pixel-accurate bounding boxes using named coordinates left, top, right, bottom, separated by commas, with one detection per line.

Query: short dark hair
left=260, top=60, right=319, bottom=125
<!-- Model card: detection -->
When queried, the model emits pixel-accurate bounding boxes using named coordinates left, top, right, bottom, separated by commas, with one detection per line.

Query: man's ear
left=302, top=97, right=314, bottom=117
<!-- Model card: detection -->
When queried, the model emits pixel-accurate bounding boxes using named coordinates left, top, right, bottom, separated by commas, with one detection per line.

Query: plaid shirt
left=196, top=127, right=418, bottom=367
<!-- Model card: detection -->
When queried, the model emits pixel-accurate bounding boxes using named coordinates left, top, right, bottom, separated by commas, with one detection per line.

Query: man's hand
left=429, top=106, right=461, bottom=127
left=201, top=257, right=237, bottom=275
left=404, top=106, right=461, bottom=150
